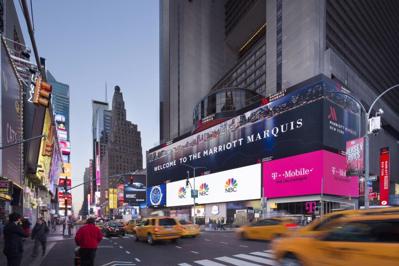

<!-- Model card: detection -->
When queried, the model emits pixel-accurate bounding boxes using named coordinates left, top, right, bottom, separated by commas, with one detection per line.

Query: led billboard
left=147, top=76, right=361, bottom=186
left=124, top=175, right=146, bottom=206
left=263, top=150, right=359, bottom=198
left=166, top=164, right=261, bottom=207
left=147, top=184, right=166, bottom=207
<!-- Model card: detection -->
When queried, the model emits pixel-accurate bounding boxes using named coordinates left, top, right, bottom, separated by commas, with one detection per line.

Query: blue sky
left=18, top=0, right=159, bottom=212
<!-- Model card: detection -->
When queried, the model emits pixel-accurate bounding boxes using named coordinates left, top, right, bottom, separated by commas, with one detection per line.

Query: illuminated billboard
left=147, top=76, right=361, bottom=186
left=166, top=164, right=261, bottom=207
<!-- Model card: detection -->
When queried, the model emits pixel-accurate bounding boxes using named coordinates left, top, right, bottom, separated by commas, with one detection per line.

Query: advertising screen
left=117, top=184, right=124, bottom=204
left=124, top=175, right=146, bottom=206
left=263, top=150, right=359, bottom=198
left=346, top=137, right=364, bottom=176
left=108, top=188, right=117, bottom=209
left=147, top=77, right=360, bottom=186
left=147, top=184, right=166, bottom=207
left=379, top=147, right=390, bottom=206
left=167, top=164, right=261, bottom=207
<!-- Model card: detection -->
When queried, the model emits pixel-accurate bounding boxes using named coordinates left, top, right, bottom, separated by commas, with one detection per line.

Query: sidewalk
left=0, top=224, right=73, bottom=266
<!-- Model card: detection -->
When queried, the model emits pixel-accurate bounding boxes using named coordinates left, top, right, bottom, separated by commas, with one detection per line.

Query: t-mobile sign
left=263, top=150, right=359, bottom=198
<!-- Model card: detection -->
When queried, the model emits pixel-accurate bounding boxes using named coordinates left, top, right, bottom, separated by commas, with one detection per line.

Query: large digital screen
left=263, top=150, right=359, bottom=198
left=124, top=175, right=147, bottom=206
left=166, top=164, right=261, bottom=207
left=147, top=77, right=361, bottom=186
left=147, top=184, right=166, bottom=207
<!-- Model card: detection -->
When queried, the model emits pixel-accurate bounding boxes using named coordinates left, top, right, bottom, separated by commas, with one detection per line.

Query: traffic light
left=42, top=142, right=53, bottom=157
left=33, top=76, right=52, bottom=107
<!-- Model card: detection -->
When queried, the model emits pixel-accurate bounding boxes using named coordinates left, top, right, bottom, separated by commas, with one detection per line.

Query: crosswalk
left=178, top=250, right=276, bottom=266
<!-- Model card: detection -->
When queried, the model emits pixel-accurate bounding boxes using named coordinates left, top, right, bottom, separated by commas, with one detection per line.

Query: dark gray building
left=159, top=0, right=399, bottom=205
left=79, top=167, right=90, bottom=217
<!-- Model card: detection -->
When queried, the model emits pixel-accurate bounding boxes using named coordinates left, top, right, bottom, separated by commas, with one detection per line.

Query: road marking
left=204, top=239, right=211, bottom=242
left=215, top=256, right=259, bottom=266
left=234, top=254, right=275, bottom=265
left=250, top=252, right=275, bottom=259
left=125, top=251, right=131, bottom=254
left=264, top=249, right=273, bottom=253
left=239, top=245, right=248, bottom=248
left=98, top=245, right=114, bottom=248
left=220, top=242, right=228, bottom=245
left=135, top=258, right=141, bottom=262
left=101, top=261, right=134, bottom=266
left=176, top=245, right=182, bottom=249
left=178, top=264, right=192, bottom=266
left=119, top=245, right=124, bottom=249
left=194, top=259, right=226, bottom=266
left=191, top=251, right=200, bottom=254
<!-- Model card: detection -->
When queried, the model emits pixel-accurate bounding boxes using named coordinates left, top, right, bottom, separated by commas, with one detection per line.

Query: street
left=41, top=231, right=274, bottom=266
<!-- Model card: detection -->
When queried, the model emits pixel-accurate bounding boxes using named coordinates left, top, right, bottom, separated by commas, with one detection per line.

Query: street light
left=329, top=83, right=399, bottom=209
left=183, top=164, right=207, bottom=224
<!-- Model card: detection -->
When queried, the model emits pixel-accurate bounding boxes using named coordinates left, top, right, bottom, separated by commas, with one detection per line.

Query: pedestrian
left=31, top=217, right=49, bottom=257
left=51, top=217, right=57, bottom=232
left=75, top=217, right=103, bottom=266
left=3, top=212, right=28, bottom=266
left=0, top=219, right=4, bottom=238
left=217, top=219, right=221, bottom=231
left=62, top=218, right=67, bottom=236
left=220, top=217, right=225, bottom=231
left=67, top=216, right=73, bottom=236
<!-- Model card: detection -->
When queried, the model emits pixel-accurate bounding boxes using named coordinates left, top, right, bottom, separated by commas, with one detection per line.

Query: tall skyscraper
left=47, top=71, right=70, bottom=134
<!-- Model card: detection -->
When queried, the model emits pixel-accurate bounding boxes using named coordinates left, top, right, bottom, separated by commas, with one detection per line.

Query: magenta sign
left=263, top=150, right=359, bottom=198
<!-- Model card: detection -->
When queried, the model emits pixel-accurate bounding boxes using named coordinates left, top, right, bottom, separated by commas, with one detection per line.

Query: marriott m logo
left=328, top=106, right=338, bottom=121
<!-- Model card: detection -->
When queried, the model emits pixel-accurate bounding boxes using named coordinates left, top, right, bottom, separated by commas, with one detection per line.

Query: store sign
left=379, top=148, right=390, bottom=206
left=117, top=184, right=124, bottom=204
left=60, top=140, right=71, bottom=155
left=346, top=137, right=364, bottom=176
left=166, top=164, right=261, bottom=207
left=146, top=184, right=166, bottom=207
left=263, top=150, right=359, bottom=198
left=148, top=77, right=360, bottom=187
left=60, top=163, right=72, bottom=177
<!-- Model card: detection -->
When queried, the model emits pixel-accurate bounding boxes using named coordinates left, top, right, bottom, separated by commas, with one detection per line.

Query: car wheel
left=147, top=234, right=154, bottom=245
left=281, top=254, right=302, bottom=266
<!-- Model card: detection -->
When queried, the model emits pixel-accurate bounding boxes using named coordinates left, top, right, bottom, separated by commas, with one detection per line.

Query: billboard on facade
left=263, top=150, right=359, bottom=198
left=1, top=43, right=22, bottom=185
left=60, top=163, right=72, bottom=177
left=146, top=184, right=166, bottom=207
left=117, top=184, right=124, bottom=204
left=379, top=147, right=390, bottom=206
left=108, top=188, right=117, bottom=209
left=95, top=141, right=101, bottom=186
left=346, top=137, right=364, bottom=176
left=147, top=77, right=361, bottom=186
left=166, top=164, right=261, bottom=207
left=124, top=175, right=146, bottom=206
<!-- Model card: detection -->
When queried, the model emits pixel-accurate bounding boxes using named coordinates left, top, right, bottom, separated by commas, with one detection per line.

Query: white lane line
left=250, top=252, right=275, bottom=259
left=220, top=242, right=228, bottom=245
left=176, top=245, right=183, bottom=249
left=98, top=245, right=114, bottom=248
left=119, top=245, right=124, bottom=249
left=135, top=258, right=141, bottom=262
left=264, top=249, right=273, bottom=253
left=204, top=239, right=211, bottom=242
left=125, top=250, right=131, bottom=254
left=234, top=254, right=275, bottom=265
left=215, top=256, right=260, bottom=266
left=178, top=263, right=192, bottom=266
left=239, top=245, right=248, bottom=248
left=194, top=259, right=226, bottom=266
left=191, top=251, right=200, bottom=254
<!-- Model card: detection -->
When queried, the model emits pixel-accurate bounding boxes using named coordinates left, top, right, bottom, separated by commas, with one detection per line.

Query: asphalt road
left=41, top=231, right=275, bottom=266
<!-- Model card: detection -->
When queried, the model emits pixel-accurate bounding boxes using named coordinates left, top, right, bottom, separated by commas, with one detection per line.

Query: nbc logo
left=199, top=183, right=209, bottom=196
left=225, top=178, right=238, bottom=193
left=178, top=187, right=186, bottom=199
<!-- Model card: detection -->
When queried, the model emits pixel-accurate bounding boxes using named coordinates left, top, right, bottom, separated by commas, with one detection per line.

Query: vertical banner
left=346, top=137, right=364, bottom=176
left=379, top=147, right=390, bottom=206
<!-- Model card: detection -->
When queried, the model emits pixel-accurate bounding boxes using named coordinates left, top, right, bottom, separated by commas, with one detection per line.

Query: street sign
left=191, top=189, right=198, bottom=199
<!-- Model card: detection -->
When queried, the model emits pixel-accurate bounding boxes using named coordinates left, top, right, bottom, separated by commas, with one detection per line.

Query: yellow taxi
left=273, top=214, right=399, bottom=266
left=135, top=217, right=181, bottom=245
left=176, top=219, right=200, bottom=237
left=294, top=207, right=399, bottom=237
left=123, top=220, right=138, bottom=234
left=237, top=217, right=298, bottom=241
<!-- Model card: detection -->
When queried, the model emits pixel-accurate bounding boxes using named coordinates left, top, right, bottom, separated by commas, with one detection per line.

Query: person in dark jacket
left=3, top=212, right=28, bottom=266
left=75, top=217, right=103, bottom=266
left=31, top=217, right=49, bottom=257
left=21, top=218, right=31, bottom=237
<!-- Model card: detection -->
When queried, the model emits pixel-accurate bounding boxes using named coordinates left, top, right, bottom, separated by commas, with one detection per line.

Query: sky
left=18, top=0, right=159, bottom=212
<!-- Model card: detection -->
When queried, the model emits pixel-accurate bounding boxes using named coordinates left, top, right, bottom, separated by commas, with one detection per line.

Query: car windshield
left=159, top=218, right=177, bottom=226
left=179, top=220, right=191, bottom=225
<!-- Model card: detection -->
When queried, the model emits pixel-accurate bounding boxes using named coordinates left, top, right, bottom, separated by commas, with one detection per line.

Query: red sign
left=379, top=148, right=390, bottom=206
left=58, top=178, right=72, bottom=189
left=368, top=192, right=377, bottom=199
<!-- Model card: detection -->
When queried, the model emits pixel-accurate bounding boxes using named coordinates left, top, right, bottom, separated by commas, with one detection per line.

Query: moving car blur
left=102, top=221, right=126, bottom=237
left=135, top=217, right=181, bottom=245
left=237, top=217, right=298, bottom=241
left=273, top=210, right=399, bottom=266
left=123, top=219, right=139, bottom=234
left=176, top=219, right=200, bottom=237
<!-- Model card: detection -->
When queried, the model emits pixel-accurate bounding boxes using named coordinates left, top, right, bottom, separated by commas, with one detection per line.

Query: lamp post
left=183, top=164, right=207, bottom=224
left=329, top=83, right=399, bottom=209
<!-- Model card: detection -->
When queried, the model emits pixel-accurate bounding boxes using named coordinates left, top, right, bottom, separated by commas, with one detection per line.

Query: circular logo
left=150, top=186, right=163, bottom=206
left=211, top=205, right=219, bottom=215
left=381, top=200, right=388, bottom=206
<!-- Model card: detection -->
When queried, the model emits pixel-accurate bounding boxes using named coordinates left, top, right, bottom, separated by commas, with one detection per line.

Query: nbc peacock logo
left=225, top=178, right=238, bottom=193
left=199, top=183, right=209, bottom=196
left=178, top=186, right=186, bottom=199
